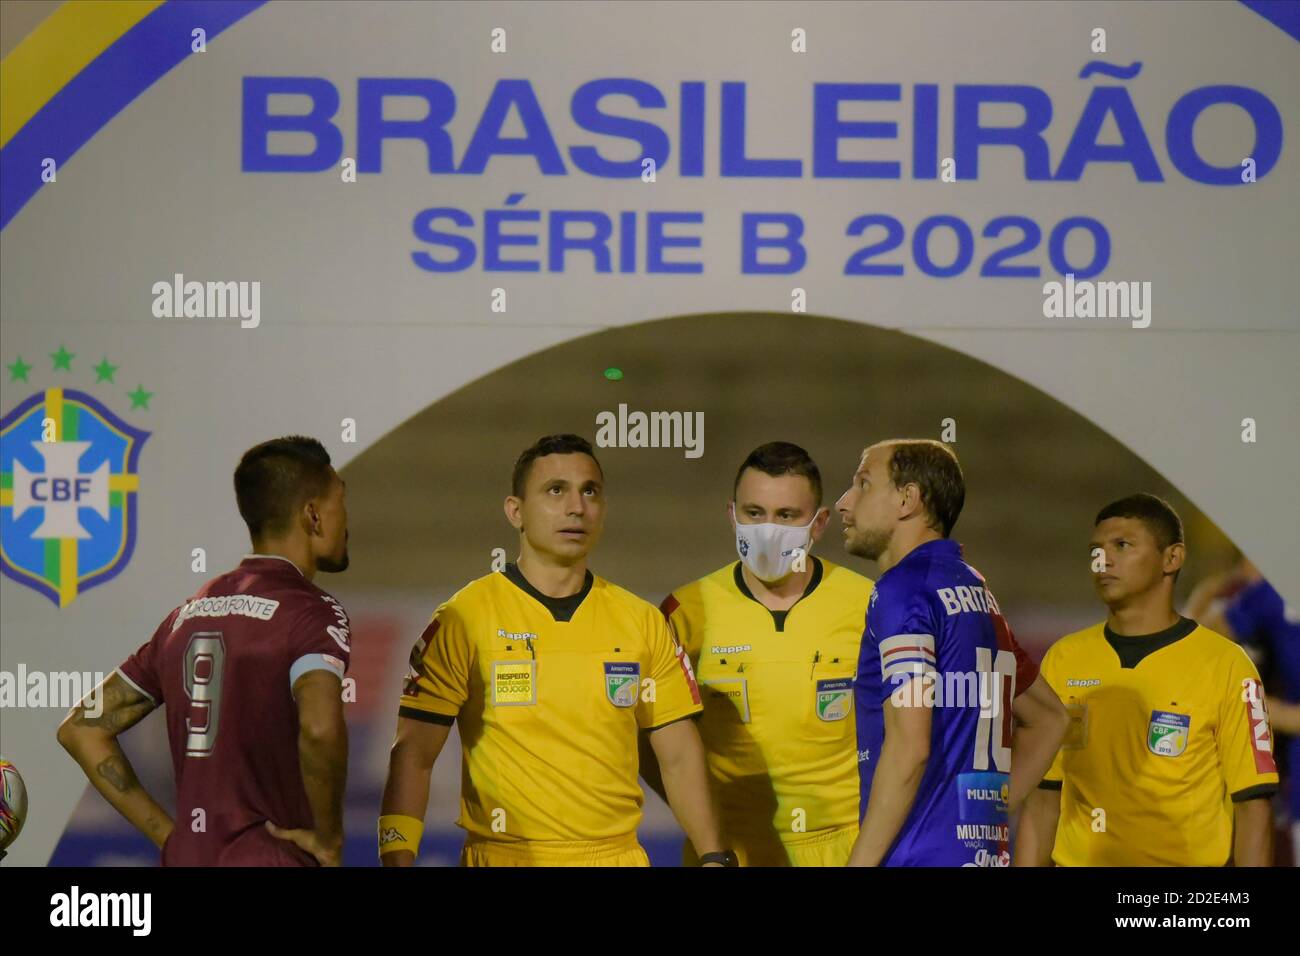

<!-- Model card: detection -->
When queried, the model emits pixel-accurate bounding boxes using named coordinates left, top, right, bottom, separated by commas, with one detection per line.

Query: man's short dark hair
left=732, top=441, right=823, bottom=507
left=1095, top=493, right=1184, bottom=551
left=233, top=436, right=334, bottom=539
left=511, top=434, right=603, bottom=497
left=881, top=440, right=965, bottom=538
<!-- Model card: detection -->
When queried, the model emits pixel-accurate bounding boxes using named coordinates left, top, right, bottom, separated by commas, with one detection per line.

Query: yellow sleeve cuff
left=378, top=814, right=424, bottom=858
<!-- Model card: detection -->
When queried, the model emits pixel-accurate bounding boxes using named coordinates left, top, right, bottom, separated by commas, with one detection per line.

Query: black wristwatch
left=699, top=849, right=739, bottom=867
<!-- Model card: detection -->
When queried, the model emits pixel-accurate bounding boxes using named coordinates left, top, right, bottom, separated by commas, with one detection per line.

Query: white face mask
left=730, top=504, right=820, bottom=582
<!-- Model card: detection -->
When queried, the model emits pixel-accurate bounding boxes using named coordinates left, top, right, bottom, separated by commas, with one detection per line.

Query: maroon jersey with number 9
left=118, top=555, right=351, bottom=866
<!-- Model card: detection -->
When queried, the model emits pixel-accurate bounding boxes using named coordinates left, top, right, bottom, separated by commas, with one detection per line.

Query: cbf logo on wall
left=1, top=347, right=151, bottom=607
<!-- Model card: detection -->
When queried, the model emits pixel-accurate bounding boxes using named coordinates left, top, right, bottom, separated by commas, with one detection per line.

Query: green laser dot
left=604, top=368, right=623, bottom=381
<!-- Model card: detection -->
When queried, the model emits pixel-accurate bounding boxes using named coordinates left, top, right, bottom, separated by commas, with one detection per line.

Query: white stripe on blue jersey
left=879, top=633, right=937, bottom=682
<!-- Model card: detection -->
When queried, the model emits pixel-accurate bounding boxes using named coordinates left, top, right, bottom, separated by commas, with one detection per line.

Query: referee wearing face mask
left=639, top=442, right=875, bottom=866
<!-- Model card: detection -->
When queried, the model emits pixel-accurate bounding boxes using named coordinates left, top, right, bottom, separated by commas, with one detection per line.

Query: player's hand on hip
left=265, top=820, right=343, bottom=866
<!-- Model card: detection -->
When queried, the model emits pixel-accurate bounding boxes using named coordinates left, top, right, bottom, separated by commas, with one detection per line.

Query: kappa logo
left=1, top=388, right=149, bottom=608
left=1066, top=678, right=1101, bottom=687
left=710, top=644, right=752, bottom=655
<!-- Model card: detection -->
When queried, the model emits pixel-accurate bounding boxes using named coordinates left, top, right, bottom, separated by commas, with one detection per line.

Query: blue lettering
left=646, top=212, right=703, bottom=273
left=912, top=83, right=939, bottom=179
left=954, top=85, right=1053, bottom=180
left=569, top=79, right=669, bottom=178
left=742, top=213, right=805, bottom=274
left=679, top=81, right=706, bottom=176
left=619, top=210, right=637, bottom=273
left=357, top=78, right=456, bottom=173
left=721, top=83, right=801, bottom=177
left=1166, top=85, right=1282, bottom=185
left=459, top=80, right=566, bottom=175
left=242, top=77, right=342, bottom=172
left=549, top=211, right=613, bottom=272
left=1056, top=86, right=1162, bottom=182
left=411, top=207, right=476, bottom=272
left=484, top=195, right=541, bottom=271
left=812, top=83, right=901, bottom=178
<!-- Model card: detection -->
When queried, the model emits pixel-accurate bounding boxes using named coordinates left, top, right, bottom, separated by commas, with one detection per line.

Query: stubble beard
left=847, top=525, right=891, bottom=562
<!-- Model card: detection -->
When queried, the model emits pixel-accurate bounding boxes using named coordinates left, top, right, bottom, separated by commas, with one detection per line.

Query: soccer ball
left=0, top=759, right=27, bottom=851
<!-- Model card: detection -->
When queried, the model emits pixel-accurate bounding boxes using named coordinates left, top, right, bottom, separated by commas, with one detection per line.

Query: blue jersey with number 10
left=854, top=539, right=1038, bottom=867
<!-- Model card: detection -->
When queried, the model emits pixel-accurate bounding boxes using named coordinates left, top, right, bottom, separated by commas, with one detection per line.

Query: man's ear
left=305, top=501, right=322, bottom=536
left=503, top=495, right=524, bottom=531
left=1165, top=542, right=1186, bottom=576
left=898, top=482, right=923, bottom=521
left=809, top=506, right=831, bottom=543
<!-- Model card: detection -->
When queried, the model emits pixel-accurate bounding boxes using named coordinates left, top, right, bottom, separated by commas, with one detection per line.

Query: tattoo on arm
left=73, top=677, right=154, bottom=734
left=95, top=752, right=140, bottom=794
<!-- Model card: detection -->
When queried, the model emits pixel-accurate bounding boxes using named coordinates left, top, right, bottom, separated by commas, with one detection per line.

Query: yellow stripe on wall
left=0, top=0, right=164, bottom=148
left=60, top=537, right=78, bottom=606
left=45, top=386, right=62, bottom=438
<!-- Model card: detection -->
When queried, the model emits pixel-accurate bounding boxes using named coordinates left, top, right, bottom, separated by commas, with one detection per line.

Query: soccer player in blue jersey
left=1189, top=559, right=1300, bottom=863
left=835, top=440, right=1068, bottom=866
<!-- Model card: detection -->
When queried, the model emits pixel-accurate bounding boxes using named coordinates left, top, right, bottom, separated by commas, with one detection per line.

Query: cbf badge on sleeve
left=604, top=661, right=640, bottom=707
left=1147, top=710, right=1190, bottom=757
left=816, top=678, right=853, bottom=721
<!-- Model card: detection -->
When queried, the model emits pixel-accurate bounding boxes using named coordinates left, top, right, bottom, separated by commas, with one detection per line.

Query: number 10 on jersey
left=973, top=647, right=1015, bottom=773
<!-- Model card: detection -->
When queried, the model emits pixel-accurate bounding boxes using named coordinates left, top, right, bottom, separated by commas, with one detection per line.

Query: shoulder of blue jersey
left=869, top=566, right=919, bottom=603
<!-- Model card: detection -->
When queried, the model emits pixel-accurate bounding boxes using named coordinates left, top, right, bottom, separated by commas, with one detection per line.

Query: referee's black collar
left=1103, top=615, right=1197, bottom=669
left=733, top=556, right=823, bottom=633
left=504, top=562, right=593, bottom=623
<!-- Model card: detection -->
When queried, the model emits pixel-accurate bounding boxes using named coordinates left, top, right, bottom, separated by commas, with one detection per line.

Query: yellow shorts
left=783, top=824, right=858, bottom=867
left=686, top=824, right=858, bottom=867
left=460, top=833, right=650, bottom=867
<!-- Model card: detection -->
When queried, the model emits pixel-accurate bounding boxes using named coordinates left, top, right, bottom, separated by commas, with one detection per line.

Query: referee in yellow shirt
left=1016, top=493, right=1279, bottom=866
left=379, top=434, right=730, bottom=866
left=642, top=442, right=874, bottom=866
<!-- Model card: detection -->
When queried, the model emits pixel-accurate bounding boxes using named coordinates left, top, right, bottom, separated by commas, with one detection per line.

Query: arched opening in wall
left=340, top=310, right=1239, bottom=644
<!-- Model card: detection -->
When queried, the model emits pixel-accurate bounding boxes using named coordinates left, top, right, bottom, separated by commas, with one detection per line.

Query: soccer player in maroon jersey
left=58, top=436, right=353, bottom=866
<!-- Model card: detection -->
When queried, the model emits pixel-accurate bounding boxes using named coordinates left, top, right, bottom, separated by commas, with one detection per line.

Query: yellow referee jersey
left=399, top=563, right=702, bottom=845
left=1040, top=617, right=1279, bottom=867
left=662, top=557, right=874, bottom=865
